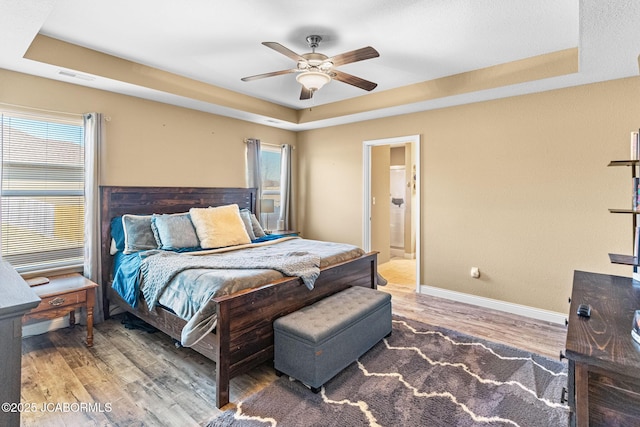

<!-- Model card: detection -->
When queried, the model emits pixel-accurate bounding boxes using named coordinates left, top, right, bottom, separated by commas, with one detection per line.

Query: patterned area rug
left=208, top=316, right=568, bottom=427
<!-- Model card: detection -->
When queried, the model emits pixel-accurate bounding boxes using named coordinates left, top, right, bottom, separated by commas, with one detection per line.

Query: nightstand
left=23, top=273, right=99, bottom=347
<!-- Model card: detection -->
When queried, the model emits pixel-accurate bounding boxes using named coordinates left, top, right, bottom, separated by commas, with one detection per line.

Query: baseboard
left=389, top=248, right=415, bottom=259
left=23, top=306, right=124, bottom=337
left=390, top=247, right=404, bottom=258
left=419, top=285, right=567, bottom=325
left=109, top=305, right=125, bottom=316
left=22, top=314, right=72, bottom=338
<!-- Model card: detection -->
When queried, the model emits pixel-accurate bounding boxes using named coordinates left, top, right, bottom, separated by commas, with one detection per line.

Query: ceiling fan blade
left=263, top=42, right=306, bottom=63
left=329, top=46, right=379, bottom=67
left=332, top=70, right=377, bottom=91
left=241, top=69, right=297, bottom=82
left=299, top=86, right=314, bottom=100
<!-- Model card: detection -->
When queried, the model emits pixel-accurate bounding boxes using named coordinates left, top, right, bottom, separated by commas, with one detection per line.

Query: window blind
left=259, top=144, right=281, bottom=226
left=0, top=112, right=85, bottom=273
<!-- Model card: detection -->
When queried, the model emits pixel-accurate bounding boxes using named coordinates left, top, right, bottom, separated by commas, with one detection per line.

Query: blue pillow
left=151, top=213, right=200, bottom=250
left=240, top=208, right=266, bottom=238
left=110, top=216, right=125, bottom=252
left=238, top=209, right=256, bottom=240
left=122, top=214, right=157, bottom=254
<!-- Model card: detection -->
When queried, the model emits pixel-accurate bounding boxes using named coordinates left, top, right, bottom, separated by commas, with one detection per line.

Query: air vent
left=58, top=70, right=95, bottom=81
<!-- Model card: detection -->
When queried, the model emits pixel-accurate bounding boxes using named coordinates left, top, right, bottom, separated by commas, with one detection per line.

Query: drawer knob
left=49, top=297, right=65, bottom=307
left=559, top=351, right=567, bottom=361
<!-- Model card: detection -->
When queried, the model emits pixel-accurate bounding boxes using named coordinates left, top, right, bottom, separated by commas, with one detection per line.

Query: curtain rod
left=244, top=139, right=295, bottom=149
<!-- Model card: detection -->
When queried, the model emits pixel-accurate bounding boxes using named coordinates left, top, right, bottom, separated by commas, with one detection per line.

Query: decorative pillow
left=250, top=212, right=266, bottom=238
left=122, top=214, right=157, bottom=254
left=151, top=213, right=200, bottom=250
left=238, top=209, right=257, bottom=240
left=189, top=204, right=251, bottom=249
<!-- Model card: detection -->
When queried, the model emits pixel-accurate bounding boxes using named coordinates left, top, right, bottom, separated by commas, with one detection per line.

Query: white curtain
left=83, top=113, right=103, bottom=322
left=277, top=144, right=293, bottom=230
left=245, top=138, right=262, bottom=214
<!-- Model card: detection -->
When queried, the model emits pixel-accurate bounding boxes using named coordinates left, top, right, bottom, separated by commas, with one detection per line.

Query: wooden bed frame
left=99, top=186, right=379, bottom=408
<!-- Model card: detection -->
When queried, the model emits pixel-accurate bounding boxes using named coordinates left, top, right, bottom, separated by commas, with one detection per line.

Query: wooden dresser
left=565, top=270, right=640, bottom=426
left=0, top=261, right=40, bottom=427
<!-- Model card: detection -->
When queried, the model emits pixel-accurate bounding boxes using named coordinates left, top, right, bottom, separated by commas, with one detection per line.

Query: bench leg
left=310, top=386, right=321, bottom=394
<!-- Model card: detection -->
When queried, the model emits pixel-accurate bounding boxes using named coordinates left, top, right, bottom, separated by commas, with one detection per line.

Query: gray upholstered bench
left=273, top=286, right=392, bottom=392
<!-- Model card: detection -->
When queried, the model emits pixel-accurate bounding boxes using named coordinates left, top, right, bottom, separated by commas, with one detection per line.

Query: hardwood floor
left=20, top=262, right=568, bottom=426
left=377, top=258, right=568, bottom=359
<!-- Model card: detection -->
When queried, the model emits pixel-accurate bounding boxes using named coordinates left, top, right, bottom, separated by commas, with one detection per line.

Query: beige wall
left=0, top=69, right=297, bottom=188
left=390, top=146, right=405, bottom=166
left=298, top=76, right=640, bottom=314
left=3, top=67, right=640, bottom=315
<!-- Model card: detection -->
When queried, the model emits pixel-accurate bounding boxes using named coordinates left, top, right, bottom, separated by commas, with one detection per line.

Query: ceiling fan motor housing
left=298, top=52, right=332, bottom=72
left=306, top=35, right=322, bottom=50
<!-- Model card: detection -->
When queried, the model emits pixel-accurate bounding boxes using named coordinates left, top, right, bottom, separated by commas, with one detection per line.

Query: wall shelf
left=609, top=209, right=640, bottom=214
left=608, top=160, right=640, bottom=167
left=609, top=253, right=639, bottom=266
left=608, top=157, right=640, bottom=276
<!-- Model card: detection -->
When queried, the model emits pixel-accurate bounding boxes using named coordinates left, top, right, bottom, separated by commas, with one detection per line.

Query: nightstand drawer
left=29, top=290, right=86, bottom=314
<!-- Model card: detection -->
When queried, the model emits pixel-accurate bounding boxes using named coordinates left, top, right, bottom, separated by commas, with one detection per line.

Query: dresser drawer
left=29, top=290, right=86, bottom=314
left=588, top=370, right=640, bottom=426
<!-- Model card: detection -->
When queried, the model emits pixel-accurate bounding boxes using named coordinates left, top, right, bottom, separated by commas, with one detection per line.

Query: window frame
left=0, top=110, right=85, bottom=275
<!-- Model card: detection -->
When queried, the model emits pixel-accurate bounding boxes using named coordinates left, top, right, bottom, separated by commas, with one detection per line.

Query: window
left=0, top=111, right=85, bottom=273
left=260, top=144, right=281, bottom=229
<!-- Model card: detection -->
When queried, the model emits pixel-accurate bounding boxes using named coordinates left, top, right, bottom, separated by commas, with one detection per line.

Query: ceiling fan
left=241, top=35, right=380, bottom=100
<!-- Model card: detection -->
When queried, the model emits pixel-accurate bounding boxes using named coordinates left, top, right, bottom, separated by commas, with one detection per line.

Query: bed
left=99, top=186, right=379, bottom=408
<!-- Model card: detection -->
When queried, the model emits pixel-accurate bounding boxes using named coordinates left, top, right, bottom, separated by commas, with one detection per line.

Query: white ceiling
left=1, top=0, right=640, bottom=130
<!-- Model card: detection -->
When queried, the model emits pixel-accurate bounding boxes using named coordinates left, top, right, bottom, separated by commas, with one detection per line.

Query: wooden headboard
left=99, top=186, right=257, bottom=312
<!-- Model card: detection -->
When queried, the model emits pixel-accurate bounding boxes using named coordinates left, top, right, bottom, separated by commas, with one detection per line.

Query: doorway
left=390, top=164, right=407, bottom=258
left=363, top=135, right=421, bottom=292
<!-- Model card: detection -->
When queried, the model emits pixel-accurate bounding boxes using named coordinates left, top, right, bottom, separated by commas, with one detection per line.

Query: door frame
left=363, top=134, right=421, bottom=292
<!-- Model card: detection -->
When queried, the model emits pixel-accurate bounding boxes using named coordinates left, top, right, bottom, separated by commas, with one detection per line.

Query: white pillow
left=189, top=204, right=251, bottom=249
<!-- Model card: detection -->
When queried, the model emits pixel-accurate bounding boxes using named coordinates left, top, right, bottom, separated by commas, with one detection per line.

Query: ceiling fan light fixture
left=296, top=71, right=331, bottom=91
left=320, top=61, right=333, bottom=71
